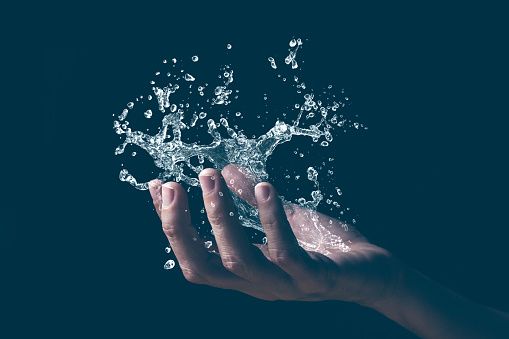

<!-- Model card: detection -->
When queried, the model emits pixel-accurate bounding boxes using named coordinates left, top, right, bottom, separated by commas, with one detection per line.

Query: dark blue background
left=9, top=2, right=509, bottom=338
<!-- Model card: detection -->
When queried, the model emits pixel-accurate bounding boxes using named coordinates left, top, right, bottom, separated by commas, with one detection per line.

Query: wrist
left=367, top=258, right=410, bottom=312
left=363, top=253, right=408, bottom=311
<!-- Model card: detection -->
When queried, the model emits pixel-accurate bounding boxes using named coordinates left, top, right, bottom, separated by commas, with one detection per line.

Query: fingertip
left=162, top=181, right=174, bottom=188
left=255, top=182, right=272, bottom=202
left=148, top=179, right=162, bottom=204
left=199, top=167, right=218, bottom=178
left=221, top=164, right=236, bottom=176
left=162, top=182, right=175, bottom=208
left=149, top=179, right=161, bottom=186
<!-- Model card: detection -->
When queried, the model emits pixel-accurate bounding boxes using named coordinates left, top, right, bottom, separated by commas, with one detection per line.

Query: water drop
left=267, top=57, right=277, bottom=69
left=184, top=73, right=195, bottom=81
left=192, top=55, right=199, bottom=62
left=163, top=259, right=175, bottom=270
left=144, top=109, right=153, bottom=118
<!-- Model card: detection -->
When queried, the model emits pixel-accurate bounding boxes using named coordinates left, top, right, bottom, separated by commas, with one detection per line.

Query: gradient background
left=7, top=2, right=509, bottom=338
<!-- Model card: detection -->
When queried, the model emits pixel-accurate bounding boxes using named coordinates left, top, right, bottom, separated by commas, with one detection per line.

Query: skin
left=148, top=164, right=509, bottom=338
left=148, top=165, right=401, bottom=304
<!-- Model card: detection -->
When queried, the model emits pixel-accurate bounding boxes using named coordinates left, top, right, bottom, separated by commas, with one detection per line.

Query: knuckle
left=207, top=214, right=225, bottom=228
left=221, top=256, right=247, bottom=276
left=161, top=223, right=179, bottom=239
left=270, top=248, right=299, bottom=268
left=181, top=267, right=206, bottom=285
left=261, top=217, right=279, bottom=230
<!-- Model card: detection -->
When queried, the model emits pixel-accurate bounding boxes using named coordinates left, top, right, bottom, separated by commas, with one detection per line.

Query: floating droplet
left=192, top=56, right=199, bottom=62
left=163, top=259, right=175, bottom=270
left=184, top=73, right=195, bottom=81
left=267, top=57, right=277, bottom=69
left=164, top=246, right=172, bottom=253
left=226, top=43, right=232, bottom=49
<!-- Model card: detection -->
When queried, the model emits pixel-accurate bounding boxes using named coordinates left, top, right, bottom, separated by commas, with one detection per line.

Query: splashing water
left=114, top=38, right=366, bottom=254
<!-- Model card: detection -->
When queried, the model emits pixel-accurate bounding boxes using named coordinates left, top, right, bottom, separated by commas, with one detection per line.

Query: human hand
left=148, top=165, right=403, bottom=306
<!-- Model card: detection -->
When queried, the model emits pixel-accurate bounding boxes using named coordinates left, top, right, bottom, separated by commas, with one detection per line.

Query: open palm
left=149, top=164, right=402, bottom=305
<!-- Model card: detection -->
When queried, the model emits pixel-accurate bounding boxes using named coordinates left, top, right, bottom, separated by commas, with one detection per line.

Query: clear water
left=114, top=38, right=366, bottom=254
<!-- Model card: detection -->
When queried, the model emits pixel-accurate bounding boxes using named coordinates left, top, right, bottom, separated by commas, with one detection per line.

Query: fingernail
left=255, top=183, right=271, bottom=202
left=199, top=175, right=216, bottom=193
left=162, top=183, right=175, bottom=208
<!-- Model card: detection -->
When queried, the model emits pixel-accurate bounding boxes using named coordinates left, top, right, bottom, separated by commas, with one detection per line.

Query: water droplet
left=226, top=43, right=232, bottom=49
left=144, top=109, right=153, bottom=118
left=267, top=57, right=277, bottom=69
left=164, top=246, right=172, bottom=253
left=192, top=55, right=199, bottom=62
left=289, top=39, right=297, bottom=47
left=163, top=259, right=175, bottom=270
left=204, top=241, right=213, bottom=249
left=229, top=212, right=234, bottom=216
left=184, top=73, right=195, bottom=81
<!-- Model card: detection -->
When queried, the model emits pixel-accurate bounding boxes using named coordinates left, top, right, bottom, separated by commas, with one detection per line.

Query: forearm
left=370, top=265, right=509, bottom=338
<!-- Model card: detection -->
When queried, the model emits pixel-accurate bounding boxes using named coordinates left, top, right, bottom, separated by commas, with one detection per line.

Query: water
left=114, top=38, right=367, bottom=254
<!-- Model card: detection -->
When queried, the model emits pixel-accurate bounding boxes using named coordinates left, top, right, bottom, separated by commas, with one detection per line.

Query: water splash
left=114, top=38, right=367, bottom=253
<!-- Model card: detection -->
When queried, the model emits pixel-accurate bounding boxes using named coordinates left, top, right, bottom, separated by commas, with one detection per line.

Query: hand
left=148, top=165, right=403, bottom=306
